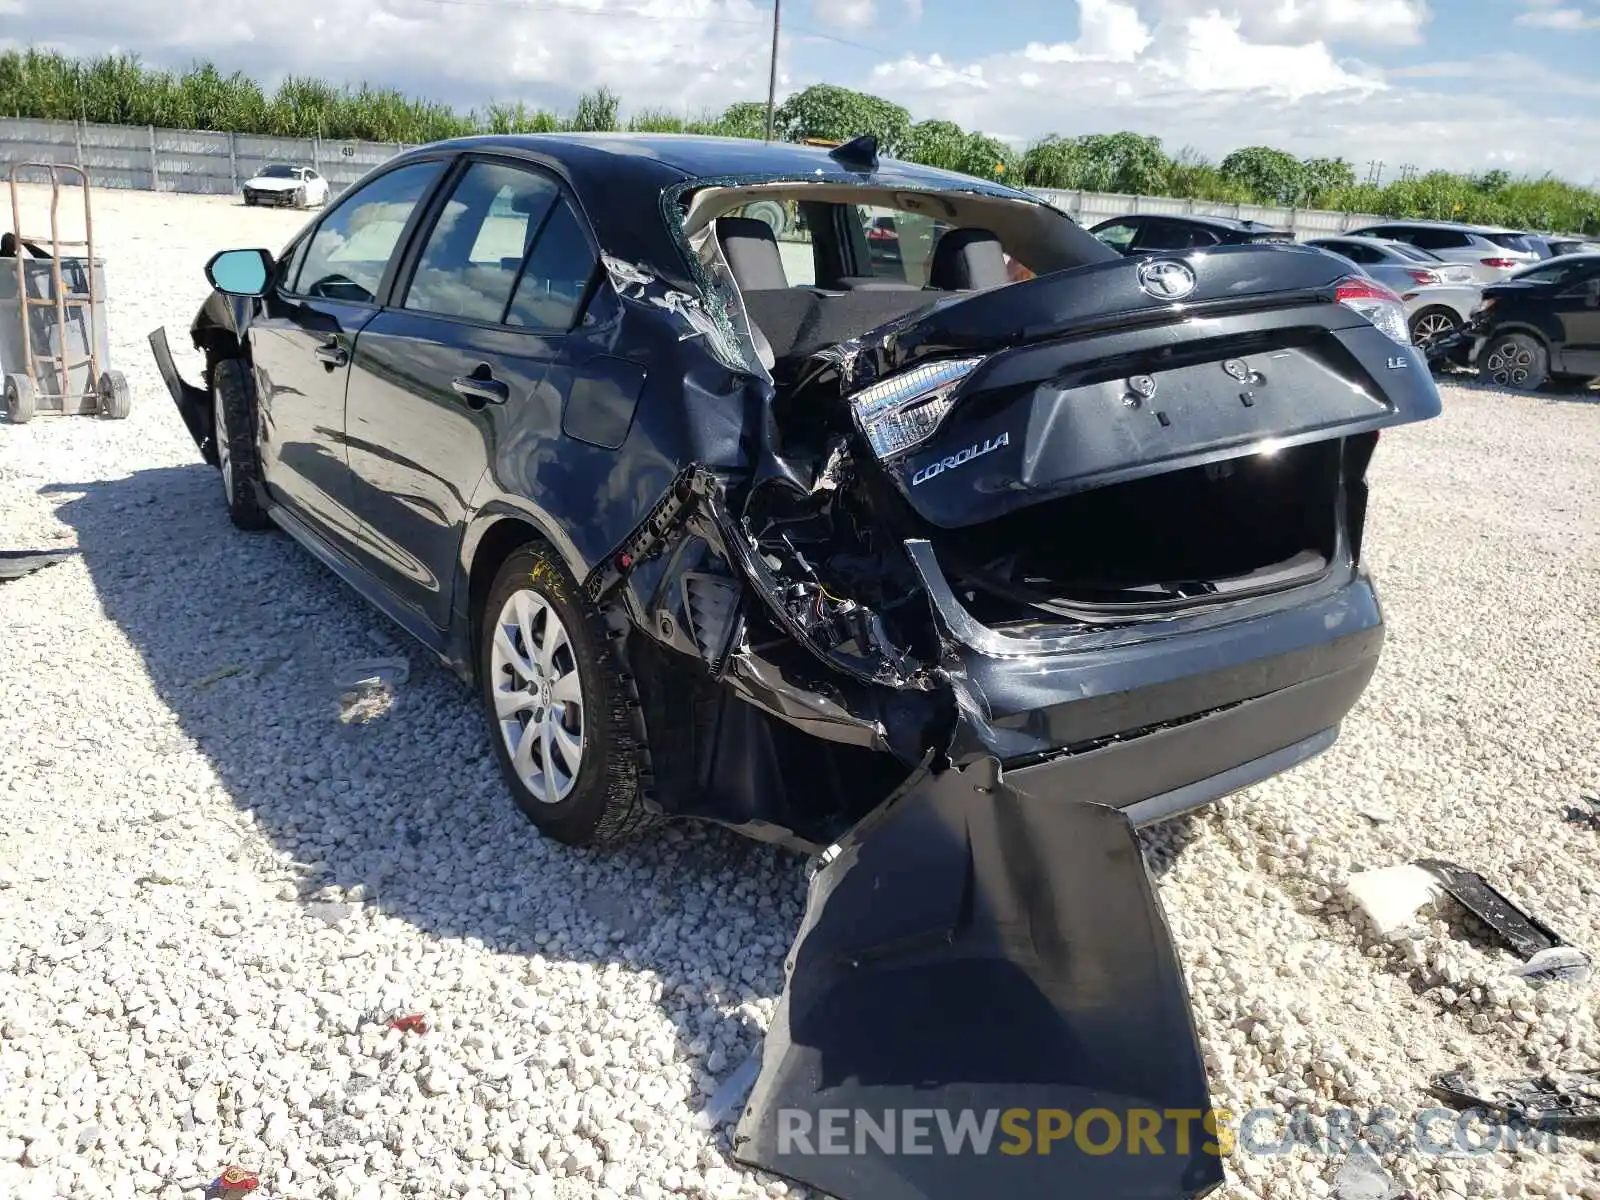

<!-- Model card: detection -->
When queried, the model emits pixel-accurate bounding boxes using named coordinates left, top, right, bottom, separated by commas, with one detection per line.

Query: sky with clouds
left=3, top=0, right=1598, bottom=180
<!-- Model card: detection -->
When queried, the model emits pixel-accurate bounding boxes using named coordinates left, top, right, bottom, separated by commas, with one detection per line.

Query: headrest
left=716, top=216, right=789, bottom=292
left=928, top=228, right=1009, bottom=292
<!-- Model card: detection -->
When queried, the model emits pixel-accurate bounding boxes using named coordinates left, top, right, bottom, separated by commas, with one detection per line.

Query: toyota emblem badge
left=1136, top=259, right=1197, bottom=301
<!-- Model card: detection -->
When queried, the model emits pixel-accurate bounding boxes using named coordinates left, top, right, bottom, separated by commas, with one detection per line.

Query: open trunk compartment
left=927, top=437, right=1344, bottom=623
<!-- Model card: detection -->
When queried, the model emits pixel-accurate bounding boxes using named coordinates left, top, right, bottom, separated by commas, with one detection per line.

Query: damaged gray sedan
left=150, top=131, right=1441, bottom=1199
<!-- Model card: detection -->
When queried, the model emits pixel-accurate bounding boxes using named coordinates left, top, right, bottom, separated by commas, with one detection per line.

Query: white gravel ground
left=2, top=184, right=1599, bottom=1200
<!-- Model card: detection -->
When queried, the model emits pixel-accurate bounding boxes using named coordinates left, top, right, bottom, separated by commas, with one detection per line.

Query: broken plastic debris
left=1417, top=859, right=1592, bottom=986
left=1431, top=1067, right=1600, bottom=1127
left=389, top=1014, right=428, bottom=1034
left=192, top=664, right=247, bottom=689
left=333, top=656, right=410, bottom=690
left=207, top=1166, right=261, bottom=1198
left=695, top=1052, right=761, bottom=1131
left=1343, top=864, right=1444, bottom=940
left=0, top=548, right=75, bottom=582
left=1331, top=1146, right=1402, bottom=1200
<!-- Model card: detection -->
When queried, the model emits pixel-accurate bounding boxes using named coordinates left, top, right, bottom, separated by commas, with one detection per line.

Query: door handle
left=314, top=342, right=348, bottom=367
left=451, top=375, right=509, bottom=406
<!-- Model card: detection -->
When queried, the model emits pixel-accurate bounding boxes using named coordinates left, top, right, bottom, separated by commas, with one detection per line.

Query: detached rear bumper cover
left=734, top=757, right=1225, bottom=1200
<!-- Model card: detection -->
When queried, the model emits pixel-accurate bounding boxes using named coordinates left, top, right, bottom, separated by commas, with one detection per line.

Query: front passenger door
left=247, top=158, right=446, bottom=553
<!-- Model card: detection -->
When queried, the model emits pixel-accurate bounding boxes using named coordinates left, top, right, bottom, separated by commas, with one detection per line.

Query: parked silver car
left=1343, top=220, right=1542, bottom=283
left=1305, top=236, right=1484, bottom=349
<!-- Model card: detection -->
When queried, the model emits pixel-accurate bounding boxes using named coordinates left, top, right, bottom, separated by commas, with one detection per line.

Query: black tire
left=98, top=370, right=131, bottom=420
left=478, top=543, right=652, bottom=848
left=4, top=373, right=34, bottom=424
left=1408, top=306, right=1460, bottom=351
left=1479, top=331, right=1549, bottom=392
left=210, top=357, right=273, bottom=531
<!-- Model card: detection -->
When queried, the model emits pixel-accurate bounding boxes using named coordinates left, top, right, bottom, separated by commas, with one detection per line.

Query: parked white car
left=1342, top=220, right=1542, bottom=283
left=242, top=164, right=329, bottom=209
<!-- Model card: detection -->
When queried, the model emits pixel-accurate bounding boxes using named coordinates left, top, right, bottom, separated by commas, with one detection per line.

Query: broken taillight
left=1406, top=268, right=1442, bottom=286
left=849, top=357, right=986, bottom=458
left=1333, top=276, right=1410, bottom=345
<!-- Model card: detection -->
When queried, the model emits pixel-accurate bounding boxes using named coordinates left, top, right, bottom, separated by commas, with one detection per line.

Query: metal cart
left=1, top=162, right=129, bottom=424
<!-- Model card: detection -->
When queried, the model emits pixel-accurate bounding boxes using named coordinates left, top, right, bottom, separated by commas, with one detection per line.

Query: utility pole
left=764, top=0, right=781, bottom=142
left=1397, top=163, right=1417, bottom=183
left=1365, top=159, right=1384, bottom=187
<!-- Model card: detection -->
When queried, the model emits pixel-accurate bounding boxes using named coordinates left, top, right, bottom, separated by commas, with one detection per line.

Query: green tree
left=1219, top=145, right=1308, bottom=205
left=567, top=86, right=620, bottom=133
left=714, top=101, right=770, bottom=140
left=1300, top=156, right=1356, bottom=205
left=774, top=84, right=911, bottom=155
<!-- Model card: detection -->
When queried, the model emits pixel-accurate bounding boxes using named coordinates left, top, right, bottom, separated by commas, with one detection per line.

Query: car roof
left=382, top=132, right=1049, bottom=289
left=1352, top=219, right=1517, bottom=235
left=1097, top=212, right=1290, bottom=235
left=1307, top=235, right=1408, bottom=249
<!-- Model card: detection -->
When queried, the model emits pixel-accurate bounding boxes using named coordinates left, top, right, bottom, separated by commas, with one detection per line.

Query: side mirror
left=205, top=248, right=274, bottom=297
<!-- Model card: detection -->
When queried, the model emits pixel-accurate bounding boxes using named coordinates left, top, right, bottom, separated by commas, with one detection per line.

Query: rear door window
left=505, top=198, right=599, bottom=331
left=402, top=161, right=561, bottom=324
left=1091, top=221, right=1139, bottom=252
left=293, top=160, right=445, bottom=303
left=1137, top=220, right=1219, bottom=250
left=1409, top=228, right=1473, bottom=251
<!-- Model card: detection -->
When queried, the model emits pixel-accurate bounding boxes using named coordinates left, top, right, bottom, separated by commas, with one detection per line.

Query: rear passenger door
left=341, top=156, right=629, bottom=638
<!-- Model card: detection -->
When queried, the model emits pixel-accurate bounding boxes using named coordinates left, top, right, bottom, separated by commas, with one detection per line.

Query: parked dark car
left=1089, top=212, right=1295, bottom=255
left=1440, top=252, right=1600, bottom=390
left=150, top=132, right=1439, bottom=1200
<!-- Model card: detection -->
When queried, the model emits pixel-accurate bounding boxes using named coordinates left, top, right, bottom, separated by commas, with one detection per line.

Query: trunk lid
left=828, top=244, right=1440, bottom=531
left=732, top=757, right=1225, bottom=1200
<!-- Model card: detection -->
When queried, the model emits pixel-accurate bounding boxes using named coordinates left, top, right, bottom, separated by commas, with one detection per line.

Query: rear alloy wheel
left=1481, top=332, right=1549, bottom=392
left=478, top=544, right=652, bottom=847
left=211, top=358, right=272, bottom=530
left=1409, top=307, right=1459, bottom=350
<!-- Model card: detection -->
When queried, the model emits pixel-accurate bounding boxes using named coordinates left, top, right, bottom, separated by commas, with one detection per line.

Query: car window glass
left=851, top=205, right=951, bottom=285
left=1344, top=244, right=1381, bottom=264
left=403, top=162, right=561, bottom=324
left=725, top=200, right=816, bottom=286
left=295, top=160, right=444, bottom=303
left=505, top=197, right=598, bottom=331
left=1139, top=220, right=1216, bottom=250
left=1410, top=229, right=1471, bottom=251
left=1515, top=260, right=1594, bottom=286
left=1484, top=232, right=1534, bottom=253
left=1092, top=222, right=1138, bottom=251
left=1389, top=243, right=1442, bottom=263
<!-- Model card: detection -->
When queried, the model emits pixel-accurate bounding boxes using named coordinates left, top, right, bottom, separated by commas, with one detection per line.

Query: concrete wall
left=1, top=117, right=1385, bottom=238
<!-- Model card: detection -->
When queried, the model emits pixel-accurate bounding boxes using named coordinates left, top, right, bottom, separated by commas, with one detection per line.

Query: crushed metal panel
left=733, top=757, right=1223, bottom=1200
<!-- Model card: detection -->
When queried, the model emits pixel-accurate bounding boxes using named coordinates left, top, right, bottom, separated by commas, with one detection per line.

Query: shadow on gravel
left=1439, top=370, right=1600, bottom=405
left=48, top=462, right=1202, bottom=1136
left=47, top=463, right=794, bottom=1131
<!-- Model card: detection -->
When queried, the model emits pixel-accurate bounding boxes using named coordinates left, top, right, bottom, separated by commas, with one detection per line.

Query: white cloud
left=1514, top=4, right=1600, bottom=29
left=2, top=0, right=780, bottom=115
left=811, top=0, right=877, bottom=31
left=1145, top=0, right=1431, bottom=44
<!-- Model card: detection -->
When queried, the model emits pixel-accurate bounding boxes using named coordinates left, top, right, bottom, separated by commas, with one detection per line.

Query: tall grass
left=3, top=48, right=1596, bottom=232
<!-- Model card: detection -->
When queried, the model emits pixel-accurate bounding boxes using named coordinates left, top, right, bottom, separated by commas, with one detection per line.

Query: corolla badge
left=910, top=431, right=1011, bottom=487
left=1136, top=258, right=1197, bottom=301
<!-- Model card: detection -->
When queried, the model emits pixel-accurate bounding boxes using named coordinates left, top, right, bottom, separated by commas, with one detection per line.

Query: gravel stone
left=2, top=184, right=1598, bottom=1200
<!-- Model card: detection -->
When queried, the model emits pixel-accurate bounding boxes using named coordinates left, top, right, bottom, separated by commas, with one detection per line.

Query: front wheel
left=211, top=358, right=272, bottom=530
left=478, top=544, right=652, bottom=847
left=1480, top=332, right=1549, bottom=392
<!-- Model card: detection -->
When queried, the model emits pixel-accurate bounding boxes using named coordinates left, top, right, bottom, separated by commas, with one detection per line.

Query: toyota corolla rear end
left=736, top=241, right=1439, bottom=823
